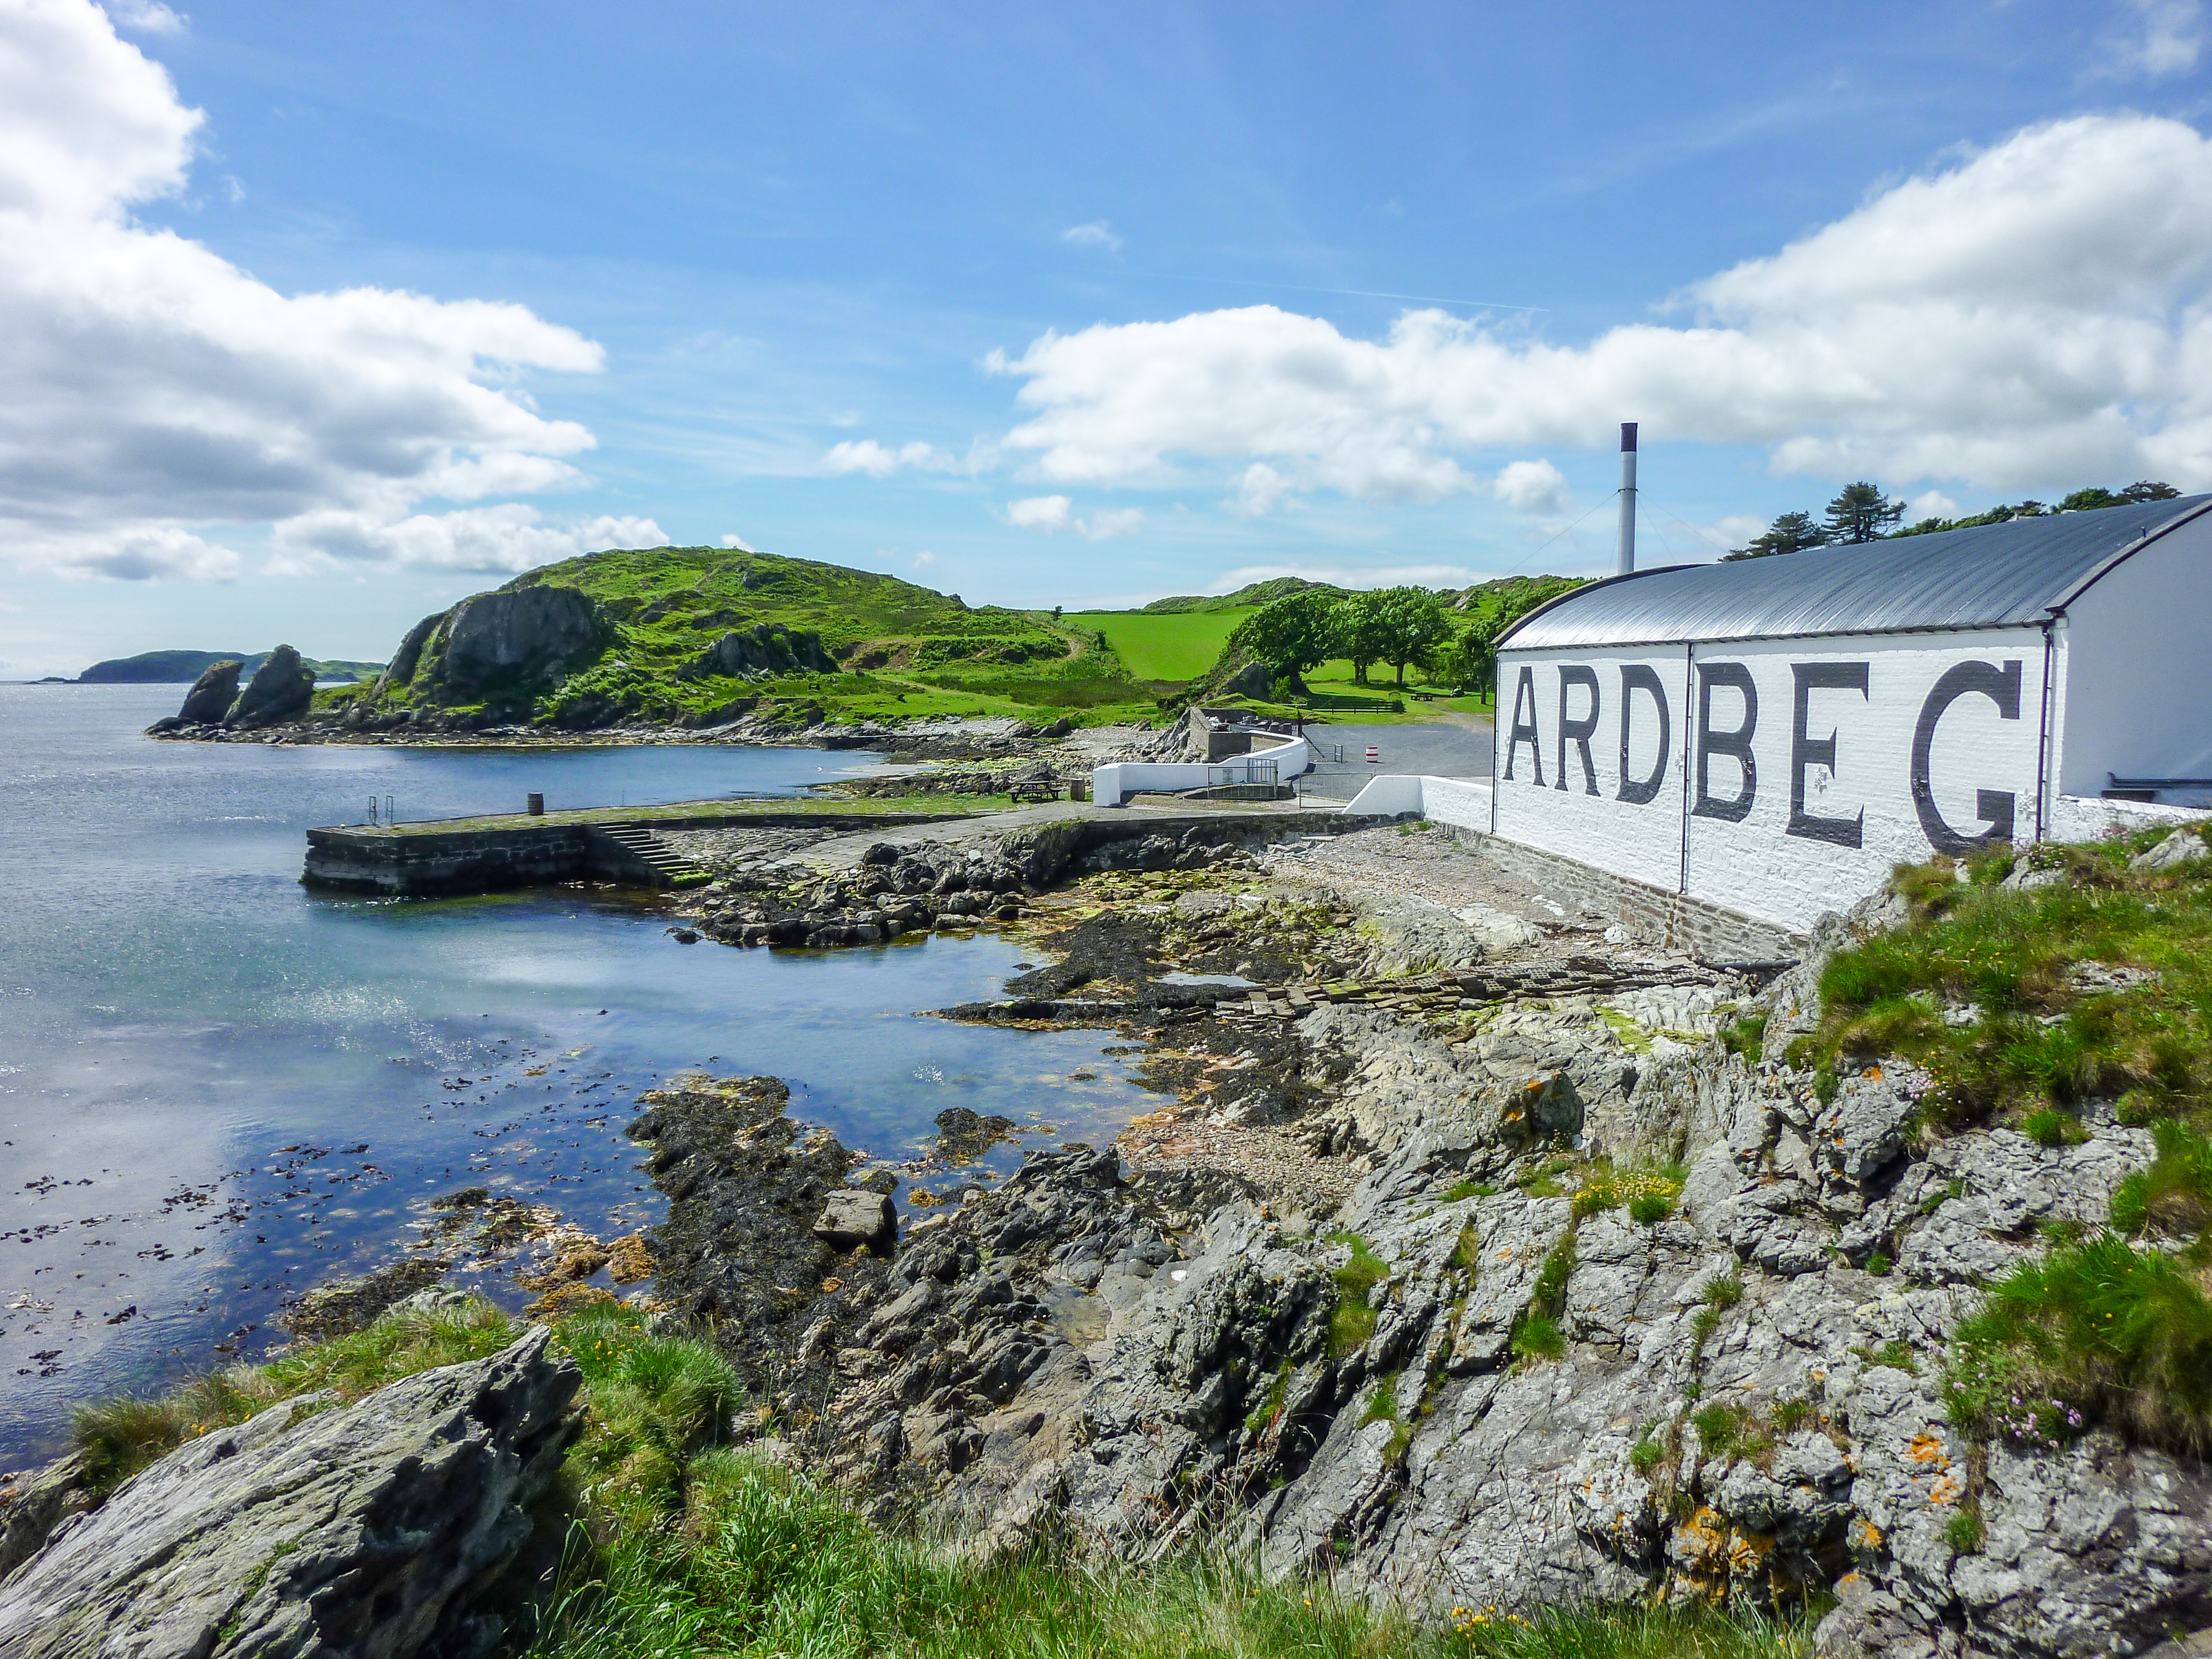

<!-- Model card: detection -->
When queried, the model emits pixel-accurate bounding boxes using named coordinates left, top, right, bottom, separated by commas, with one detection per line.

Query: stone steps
left=589, top=822, right=711, bottom=888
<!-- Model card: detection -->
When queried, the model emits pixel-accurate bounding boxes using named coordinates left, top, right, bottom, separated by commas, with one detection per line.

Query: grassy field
left=1072, top=608, right=1255, bottom=682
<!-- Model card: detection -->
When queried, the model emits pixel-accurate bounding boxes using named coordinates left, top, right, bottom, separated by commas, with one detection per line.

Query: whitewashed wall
left=2052, top=512, right=2212, bottom=797
left=1494, top=629, right=2052, bottom=932
left=1491, top=644, right=1692, bottom=893
left=1092, top=735, right=1314, bottom=806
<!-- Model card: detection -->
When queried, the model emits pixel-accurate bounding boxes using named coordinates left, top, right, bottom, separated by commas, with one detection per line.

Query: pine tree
left=1823, top=482, right=1905, bottom=543
left=1722, top=510, right=1828, bottom=561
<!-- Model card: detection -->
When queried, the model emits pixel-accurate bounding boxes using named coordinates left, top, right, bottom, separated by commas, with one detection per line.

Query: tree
left=1334, top=592, right=1393, bottom=685
left=1225, top=589, right=1341, bottom=693
left=1428, top=624, right=1494, bottom=695
left=1823, top=481, right=1905, bottom=544
left=1369, top=586, right=1452, bottom=688
left=1722, top=510, right=1829, bottom=561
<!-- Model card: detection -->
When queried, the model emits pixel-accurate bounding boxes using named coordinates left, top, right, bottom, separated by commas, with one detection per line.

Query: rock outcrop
left=682, top=623, right=838, bottom=680
left=223, top=643, right=316, bottom=728
left=176, top=659, right=243, bottom=723
left=429, top=584, right=612, bottom=696
left=0, top=1328, right=580, bottom=1658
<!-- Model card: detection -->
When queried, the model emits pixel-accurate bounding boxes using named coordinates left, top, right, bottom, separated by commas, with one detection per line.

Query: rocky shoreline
left=7, top=816, right=2208, bottom=1659
left=608, top=821, right=2211, bottom=1658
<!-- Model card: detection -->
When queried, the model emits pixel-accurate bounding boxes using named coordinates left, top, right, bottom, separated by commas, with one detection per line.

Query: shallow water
left=0, top=686, right=1157, bottom=1464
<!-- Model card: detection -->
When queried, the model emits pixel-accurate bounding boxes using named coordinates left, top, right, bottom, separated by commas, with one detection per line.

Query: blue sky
left=4, top=0, right=2212, bottom=674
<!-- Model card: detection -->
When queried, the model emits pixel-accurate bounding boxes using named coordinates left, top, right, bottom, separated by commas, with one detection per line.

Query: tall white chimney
left=1617, top=421, right=1638, bottom=577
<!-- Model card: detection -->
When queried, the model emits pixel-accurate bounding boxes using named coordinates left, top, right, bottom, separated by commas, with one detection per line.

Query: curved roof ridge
left=1497, top=494, right=2212, bottom=651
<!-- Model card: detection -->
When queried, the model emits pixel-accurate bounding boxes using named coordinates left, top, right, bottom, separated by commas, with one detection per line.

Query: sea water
left=0, top=685, right=1156, bottom=1464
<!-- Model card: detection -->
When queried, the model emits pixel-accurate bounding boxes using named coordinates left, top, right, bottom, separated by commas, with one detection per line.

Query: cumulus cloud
left=1907, top=490, right=1961, bottom=524
left=822, top=438, right=945, bottom=477
left=0, top=0, right=608, bottom=579
left=104, top=1, right=184, bottom=33
left=1003, top=495, right=1144, bottom=539
left=988, top=114, right=2212, bottom=501
left=719, top=532, right=755, bottom=550
left=2099, top=0, right=2204, bottom=77
left=269, top=507, right=667, bottom=576
left=911, top=550, right=936, bottom=568
left=1061, top=220, right=1122, bottom=253
left=1493, top=458, right=1569, bottom=514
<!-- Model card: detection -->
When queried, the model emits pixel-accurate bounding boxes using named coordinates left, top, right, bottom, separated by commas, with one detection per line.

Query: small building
left=1485, top=495, right=2212, bottom=932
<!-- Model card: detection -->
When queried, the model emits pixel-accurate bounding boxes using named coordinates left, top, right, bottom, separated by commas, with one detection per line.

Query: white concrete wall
left=1494, top=629, right=2051, bottom=932
left=2053, top=511, right=2212, bottom=799
left=1092, top=735, right=1314, bottom=806
left=1339, top=774, right=1494, bottom=827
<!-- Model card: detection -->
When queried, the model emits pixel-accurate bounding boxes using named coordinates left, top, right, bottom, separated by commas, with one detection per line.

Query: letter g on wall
left=1911, top=660, right=2021, bottom=855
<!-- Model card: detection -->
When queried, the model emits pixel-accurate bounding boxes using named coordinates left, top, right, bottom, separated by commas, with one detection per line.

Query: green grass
left=1943, top=1230, right=2212, bottom=1456
left=523, top=1450, right=1809, bottom=1659
left=1072, top=608, right=1255, bottom=682
left=1326, top=1232, right=1391, bottom=1357
left=1804, top=831, right=2212, bottom=1127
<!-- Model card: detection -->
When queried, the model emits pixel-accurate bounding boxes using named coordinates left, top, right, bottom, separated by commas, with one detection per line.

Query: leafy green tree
left=1823, top=481, right=1905, bottom=543
left=1369, top=586, right=1452, bottom=688
left=1225, top=589, right=1341, bottom=693
left=1428, top=624, right=1494, bottom=695
left=1722, top=510, right=1829, bottom=561
left=1334, top=591, right=1392, bottom=685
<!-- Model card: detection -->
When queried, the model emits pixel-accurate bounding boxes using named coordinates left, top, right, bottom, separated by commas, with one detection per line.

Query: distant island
left=78, top=649, right=385, bottom=684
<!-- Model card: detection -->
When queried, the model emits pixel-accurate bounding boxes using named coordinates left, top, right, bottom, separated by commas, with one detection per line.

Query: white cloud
left=719, top=532, right=755, bottom=550
left=104, top=1, right=184, bottom=33
left=1493, top=458, right=1569, bottom=514
left=821, top=437, right=943, bottom=477
left=1228, top=462, right=1297, bottom=517
left=1005, top=494, right=1074, bottom=531
left=1003, top=495, right=1144, bottom=539
left=2099, top=0, right=2204, bottom=78
left=1907, top=489, right=1961, bottom=524
left=988, top=115, right=2212, bottom=499
left=1061, top=220, right=1123, bottom=253
left=910, top=550, right=937, bottom=568
left=0, top=0, right=607, bottom=580
left=268, top=507, right=667, bottom=576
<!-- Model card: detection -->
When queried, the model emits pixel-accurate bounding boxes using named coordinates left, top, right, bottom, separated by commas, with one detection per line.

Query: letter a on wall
left=1504, top=665, right=1545, bottom=785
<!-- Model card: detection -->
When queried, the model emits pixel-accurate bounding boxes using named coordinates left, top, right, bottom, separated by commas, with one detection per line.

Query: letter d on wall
left=1911, top=660, right=2021, bottom=855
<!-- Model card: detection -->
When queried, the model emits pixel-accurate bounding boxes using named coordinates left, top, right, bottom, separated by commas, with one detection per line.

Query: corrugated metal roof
left=1499, top=495, right=2212, bottom=650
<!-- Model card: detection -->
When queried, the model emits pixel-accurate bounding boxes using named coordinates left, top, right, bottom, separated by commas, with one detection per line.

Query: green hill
left=81, top=649, right=384, bottom=684
left=1138, top=576, right=1348, bottom=613
left=327, top=546, right=1153, bottom=729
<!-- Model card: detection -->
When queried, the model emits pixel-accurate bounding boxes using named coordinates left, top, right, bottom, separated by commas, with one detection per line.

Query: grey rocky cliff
left=223, top=643, right=316, bottom=728
left=0, top=1326, right=578, bottom=1659
left=429, top=584, right=612, bottom=696
left=682, top=622, right=838, bottom=679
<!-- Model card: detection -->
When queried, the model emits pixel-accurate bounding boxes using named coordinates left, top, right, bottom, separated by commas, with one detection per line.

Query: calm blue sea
left=0, top=684, right=1153, bottom=1465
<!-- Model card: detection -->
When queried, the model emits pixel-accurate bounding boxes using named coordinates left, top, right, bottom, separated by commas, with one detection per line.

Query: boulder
left=0, top=1327, right=580, bottom=1658
left=2131, top=829, right=2209, bottom=873
left=430, top=585, right=611, bottom=695
left=176, top=659, right=242, bottom=723
left=222, top=644, right=315, bottom=728
left=813, top=1187, right=897, bottom=1251
left=681, top=623, right=838, bottom=680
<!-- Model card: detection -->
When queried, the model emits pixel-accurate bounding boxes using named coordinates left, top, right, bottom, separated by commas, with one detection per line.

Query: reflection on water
left=0, top=686, right=1157, bottom=1465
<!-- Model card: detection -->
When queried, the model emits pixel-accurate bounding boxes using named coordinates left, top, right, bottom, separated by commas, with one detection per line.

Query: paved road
left=1297, top=721, right=1494, bottom=801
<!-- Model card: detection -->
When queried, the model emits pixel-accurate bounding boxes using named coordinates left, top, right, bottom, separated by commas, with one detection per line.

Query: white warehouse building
left=1482, top=494, right=2212, bottom=933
